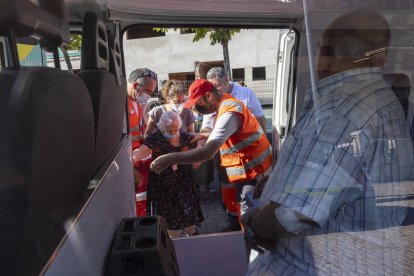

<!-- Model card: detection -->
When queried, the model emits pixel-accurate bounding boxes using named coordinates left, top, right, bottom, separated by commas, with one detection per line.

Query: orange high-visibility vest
left=217, top=94, right=272, bottom=224
left=217, top=93, right=272, bottom=183
left=128, top=96, right=145, bottom=150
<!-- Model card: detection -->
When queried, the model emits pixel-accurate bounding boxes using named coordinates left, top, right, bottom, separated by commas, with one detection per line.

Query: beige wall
left=123, top=29, right=283, bottom=82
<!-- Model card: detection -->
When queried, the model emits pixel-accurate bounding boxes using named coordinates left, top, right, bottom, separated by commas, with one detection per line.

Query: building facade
left=123, top=28, right=285, bottom=97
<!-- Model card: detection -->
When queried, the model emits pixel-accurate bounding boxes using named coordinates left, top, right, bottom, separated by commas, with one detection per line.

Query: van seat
left=78, top=12, right=126, bottom=175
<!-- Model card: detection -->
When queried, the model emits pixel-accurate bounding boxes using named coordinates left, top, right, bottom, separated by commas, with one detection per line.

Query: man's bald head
left=317, top=10, right=390, bottom=79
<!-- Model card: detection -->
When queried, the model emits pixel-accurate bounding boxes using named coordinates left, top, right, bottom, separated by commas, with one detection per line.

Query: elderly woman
left=144, top=80, right=195, bottom=137
left=133, top=111, right=204, bottom=238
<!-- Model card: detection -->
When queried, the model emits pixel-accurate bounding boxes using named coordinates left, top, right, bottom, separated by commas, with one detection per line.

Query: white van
left=1, top=0, right=414, bottom=275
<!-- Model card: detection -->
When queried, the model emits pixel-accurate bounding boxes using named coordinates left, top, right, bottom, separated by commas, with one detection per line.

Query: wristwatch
left=243, top=210, right=266, bottom=254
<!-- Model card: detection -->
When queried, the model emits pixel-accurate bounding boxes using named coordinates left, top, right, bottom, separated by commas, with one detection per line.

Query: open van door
left=273, top=29, right=297, bottom=163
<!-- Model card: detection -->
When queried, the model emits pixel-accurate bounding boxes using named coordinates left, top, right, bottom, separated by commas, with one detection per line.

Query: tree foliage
left=153, top=28, right=240, bottom=45
left=65, top=34, right=82, bottom=50
left=191, top=28, right=241, bottom=46
left=153, top=28, right=241, bottom=79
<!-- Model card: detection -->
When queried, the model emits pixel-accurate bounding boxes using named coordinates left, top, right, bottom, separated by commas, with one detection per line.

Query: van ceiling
left=65, top=0, right=304, bottom=27
left=64, top=0, right=414, bottom=29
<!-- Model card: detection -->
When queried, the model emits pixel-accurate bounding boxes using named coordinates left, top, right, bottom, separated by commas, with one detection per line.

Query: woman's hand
left=150, top=154, right=172, bottom=174
left=190, top=132, right=208, bottom=143
left=133, top=145, right=152, bottom=163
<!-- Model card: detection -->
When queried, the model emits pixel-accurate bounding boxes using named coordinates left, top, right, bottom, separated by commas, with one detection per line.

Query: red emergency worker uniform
left=128, top=96, right=150, bottom=215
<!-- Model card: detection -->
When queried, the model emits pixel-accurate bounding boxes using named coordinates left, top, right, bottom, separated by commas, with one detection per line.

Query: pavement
left=196, top=184, right=230, bottom=234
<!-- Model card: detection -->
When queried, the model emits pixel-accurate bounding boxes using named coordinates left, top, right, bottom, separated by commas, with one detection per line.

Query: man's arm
left=186, top=123, right=195, bottom=133
left=144, top=118, right=156, bottom=138
left=244, top=87, right=266, bottom=132
left=251, top=202, right=318, bottom=237
left=132, top=144, right=152, bottom=163
left=245, top=202, right=293, bottom=241
left=150, top=140, right=222, bottom=174
left=243, top=201, right=318, bottom=251
left=151, top=112, right=243, bottom=174
left=240, top=89, right=266, bottom=132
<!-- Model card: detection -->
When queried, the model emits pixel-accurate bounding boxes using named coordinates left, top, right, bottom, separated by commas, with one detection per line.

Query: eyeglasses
left=143, top=70, right=157, bottom=79
left=353, top=47, right=387, bottom=63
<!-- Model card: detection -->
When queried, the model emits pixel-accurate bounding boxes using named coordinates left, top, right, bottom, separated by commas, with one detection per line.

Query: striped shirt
left=248, top=68, right=414, bottom=275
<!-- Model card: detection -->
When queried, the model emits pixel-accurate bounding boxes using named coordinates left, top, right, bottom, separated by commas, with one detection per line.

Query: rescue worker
left=134, top=68, right=158, bottom=107
left=127, top=68, right=157, bottom=215
left=205, top=67, right=267, bottom=231
left=150, top=79, right=272, bottom=223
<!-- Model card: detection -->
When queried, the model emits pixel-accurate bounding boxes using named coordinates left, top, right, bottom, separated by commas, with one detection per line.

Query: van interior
left=1, top=0, right=414, bottom=275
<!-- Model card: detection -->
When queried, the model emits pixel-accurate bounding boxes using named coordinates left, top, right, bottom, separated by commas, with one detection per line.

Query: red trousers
left=134, top=158, right=151, bottom=216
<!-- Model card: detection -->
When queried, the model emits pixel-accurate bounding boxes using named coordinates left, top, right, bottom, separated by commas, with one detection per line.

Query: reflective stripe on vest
left=130, top=125, right=140, bottom=132
left=128, top=96, right=145, bottom=150
left=217, top=94, right=272, bottom=183
left=219, top=101, right=243, bottom=113
left=225, top=146, right=272, bottom=178
left=220, top=127, right=264, bottom=155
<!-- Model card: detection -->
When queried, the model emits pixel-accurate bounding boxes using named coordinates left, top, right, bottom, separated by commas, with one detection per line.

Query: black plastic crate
left=106, top=216, right=179, bottom=276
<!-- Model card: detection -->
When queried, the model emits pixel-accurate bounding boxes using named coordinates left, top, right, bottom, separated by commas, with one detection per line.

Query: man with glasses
left=132, top=68, right=158, bottom=107
left=127, top=68, right=157, bottom=215
left=206, top=67, right=266, bottom=132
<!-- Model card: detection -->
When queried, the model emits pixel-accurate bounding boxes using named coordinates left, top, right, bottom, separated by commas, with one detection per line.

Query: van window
left=46, top=34, right=82, bottom=71
left=123, top=27, right=294, bottom=234
left=252, top=66, right=266, bottom=80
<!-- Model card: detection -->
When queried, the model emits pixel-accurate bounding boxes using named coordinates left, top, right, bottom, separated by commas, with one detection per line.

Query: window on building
left=126, top=27, right=165, bottom=40
left=180, top=29, right=195, bottom=34
left=252, top=66, right=266, bottom=80
left=232, top=68, right=245, bottom=81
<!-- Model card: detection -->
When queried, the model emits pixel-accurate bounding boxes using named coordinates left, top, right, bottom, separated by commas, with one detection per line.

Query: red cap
left=184, top=79, right=215, bottom=108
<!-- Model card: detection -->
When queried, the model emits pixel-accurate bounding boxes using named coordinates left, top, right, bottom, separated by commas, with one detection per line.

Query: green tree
left=65, top=34, right=82, bottom=51
left=60, top=34, right=82, bottom=72
left=154, top=28, right=241, bottom=80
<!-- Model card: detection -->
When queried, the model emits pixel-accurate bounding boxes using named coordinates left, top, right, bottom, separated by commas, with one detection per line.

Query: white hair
left=206, top=67, right=227, bottom=82
left=157, top=111, right=182, bottom=132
